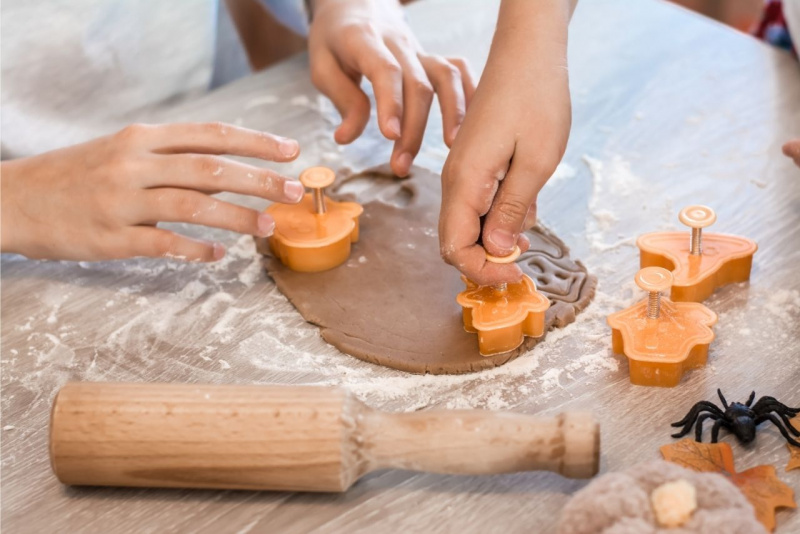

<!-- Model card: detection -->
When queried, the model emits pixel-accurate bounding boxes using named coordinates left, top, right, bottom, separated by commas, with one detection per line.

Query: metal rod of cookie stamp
left=635, top=267, right=673, bottom=320
left=299, top=167, right=336, bottom=216
left=313, top=187, right=327, bottom=215
left=647, top=291, right=661, bottom=319
left=485, top=246, right=521, bottom=294
left=679, top=206, right=716, bottom=257
left=690, top=228, right=701, bottom=255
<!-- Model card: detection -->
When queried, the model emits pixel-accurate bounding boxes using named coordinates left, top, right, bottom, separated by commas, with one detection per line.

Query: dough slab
left=257, top=165, right=597, bottom=375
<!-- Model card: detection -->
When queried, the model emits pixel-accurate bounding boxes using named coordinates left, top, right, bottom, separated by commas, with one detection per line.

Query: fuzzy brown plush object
left=558, top=460, right=766, bottom=534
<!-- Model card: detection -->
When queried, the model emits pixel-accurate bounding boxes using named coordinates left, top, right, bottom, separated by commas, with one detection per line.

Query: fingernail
left=396, top=152, right=412, bottom=174
left=488, top=229, right=516, bottom=251
left=450, top=125, right=461, bottom=142
left=213, top=242, right=226, bottom=261
left=278, top=138, right=299, bottom=158
left=387, top=117, right=402, bottom=138
left=257, top=213, right=275, bottom=237
left=284, top=180, right=305, bottom=203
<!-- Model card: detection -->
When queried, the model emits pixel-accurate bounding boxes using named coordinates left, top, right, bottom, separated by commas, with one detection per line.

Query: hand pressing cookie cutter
left=457, top=246, right=551, bottom=356
left=264, top=167, right=363, bottom=272
left=607, top=267, right=718, bottom=388
left=637, top=205, right=757, bottom=302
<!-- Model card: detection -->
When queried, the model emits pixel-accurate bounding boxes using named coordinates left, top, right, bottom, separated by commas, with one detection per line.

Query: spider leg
left=671, top=402, right=724, bottom=427
left=717, top=389, right=729, bottom=409
left=694, top=413, right=718, bottom=443
left=710, top=419, right=731, bottom=443
left=754, top=406, right=800, bottom=435
left=745, top=391, right=755, bottom=407
left=751, top=397, right=800, bottom=416
left=776, top=411, right=800, bottom=436
left=754, top=405, right=800, bottom=426
left=760, top=399, right=799, bottom=410
left=671, top=404, right=724, bottom=439
left=755, top=414, right=800, bottom=447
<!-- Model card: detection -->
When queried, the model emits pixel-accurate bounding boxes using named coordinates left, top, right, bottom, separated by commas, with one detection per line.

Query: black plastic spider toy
left=671, top=389, right=800, bottom=446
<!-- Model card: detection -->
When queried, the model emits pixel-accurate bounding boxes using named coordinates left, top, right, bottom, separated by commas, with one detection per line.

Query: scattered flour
left=290, top=95, right=311, bottom=107
left=243, top=95, right=279, bottom=110
left=6, top=116, right=795, bottom=420
left=581, top=154, right=670, bottom=253
left=540, top=368, right=563, bottom=392
left=763, top=289, right=800, bottom=317
left=549, top=162, right=578, bottom=184
left=320, top=151, right=342, bottom=163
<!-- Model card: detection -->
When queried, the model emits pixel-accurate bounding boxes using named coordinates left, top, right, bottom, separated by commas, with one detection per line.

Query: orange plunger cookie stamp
left=607, top=267, right=718, bottom=388
left=457, top=246, right=551, bottom=356
left=637, top=205, right=757, bottom=302
left=265, top=167, right=363, bottom=272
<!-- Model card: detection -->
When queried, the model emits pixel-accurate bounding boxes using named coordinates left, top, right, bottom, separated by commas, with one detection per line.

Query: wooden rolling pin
left=50, top=382, right=600, bottom=492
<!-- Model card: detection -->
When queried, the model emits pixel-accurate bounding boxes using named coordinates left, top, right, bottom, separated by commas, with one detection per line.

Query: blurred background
left=669, top=0, right=765, bottom=31
left=233, top=0, right=770, bottom=71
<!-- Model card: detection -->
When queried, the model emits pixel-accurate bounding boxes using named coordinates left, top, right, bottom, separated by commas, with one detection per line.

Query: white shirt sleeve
left=1, top=0, right=217, bottom=159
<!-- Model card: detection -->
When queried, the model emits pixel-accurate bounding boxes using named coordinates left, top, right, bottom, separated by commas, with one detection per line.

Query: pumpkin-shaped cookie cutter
left=457, top=246, right=551, bottom=356
left=607, top=267, right=718, bottom=387
left=264, top=167, right=363, bottom=272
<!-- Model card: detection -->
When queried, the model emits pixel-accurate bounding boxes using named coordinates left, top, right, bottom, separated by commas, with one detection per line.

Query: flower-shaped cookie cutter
left=637, top=205, right=757, bottom=302
left=457, top=246, right=551, bottom=356
left=607, top=267, right=718, bottom=387
left=265, top=167, right=363, bottom=272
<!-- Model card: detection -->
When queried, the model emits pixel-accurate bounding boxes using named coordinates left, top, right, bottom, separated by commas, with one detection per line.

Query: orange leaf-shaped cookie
left=661, top=439, right=797, bottom=531
left=788, top=445, right=800, bottom=472
left=788, top=416, right=800, bottom=472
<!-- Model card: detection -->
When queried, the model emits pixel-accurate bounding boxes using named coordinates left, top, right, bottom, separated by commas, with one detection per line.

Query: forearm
left=472, top=0, right=575, bottom=137
left=307, top=0, right=403, bottom=18
left=489, top=0, right=575, bottom=76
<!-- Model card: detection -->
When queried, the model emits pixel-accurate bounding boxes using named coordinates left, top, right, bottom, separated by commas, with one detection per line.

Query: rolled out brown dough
left=256, top=165, right=596, bottom=375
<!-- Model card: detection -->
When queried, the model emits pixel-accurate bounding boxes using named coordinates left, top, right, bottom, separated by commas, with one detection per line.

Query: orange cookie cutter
left=637, top=205, right=757, bottom=302
left=456, top=246, right=551, bottom=356
left=265, top=167, right=363, bottom=272
left=607, top=267, right=718, bottom=388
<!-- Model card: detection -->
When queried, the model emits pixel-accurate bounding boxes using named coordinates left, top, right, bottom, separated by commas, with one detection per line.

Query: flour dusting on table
left=3, top=153, right=796, bottom=416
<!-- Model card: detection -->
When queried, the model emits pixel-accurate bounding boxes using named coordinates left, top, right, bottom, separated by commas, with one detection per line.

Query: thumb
left=310, top=50, right=371, bottom=144
left=481, top=158, right=544, bottom=258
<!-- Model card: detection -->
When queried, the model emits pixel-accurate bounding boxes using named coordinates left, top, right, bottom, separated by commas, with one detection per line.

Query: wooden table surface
left=2, top=0, right=799, bottom=532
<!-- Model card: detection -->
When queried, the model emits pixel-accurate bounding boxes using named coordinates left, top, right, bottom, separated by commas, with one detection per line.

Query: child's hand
left=784, top=139, right=800, bottom=168
left=0, top=123, right=303, bottom=262
left=308, top=0, right=475, bottom=176
left=438, top=0, right=573, bottom=286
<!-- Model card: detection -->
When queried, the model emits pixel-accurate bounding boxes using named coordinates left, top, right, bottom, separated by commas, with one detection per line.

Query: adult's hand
left=308, top=0, right=476, bottom=176
left=1, top=123, right=303, bottom=261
